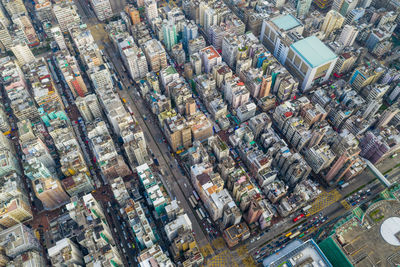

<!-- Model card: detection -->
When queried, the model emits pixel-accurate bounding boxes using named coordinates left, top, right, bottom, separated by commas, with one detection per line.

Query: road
left=100, top=41, right=211, bottom=249
left=247, top=178, right=385, bottom=262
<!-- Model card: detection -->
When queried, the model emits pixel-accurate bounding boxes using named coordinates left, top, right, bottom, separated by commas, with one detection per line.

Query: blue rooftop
left=290, top=36, right=337, bottom=68
left=272, top=14, right=302, bottom=31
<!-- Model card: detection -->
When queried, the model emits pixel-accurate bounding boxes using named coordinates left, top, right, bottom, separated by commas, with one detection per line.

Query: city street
left=100, top=41, right=211, bottom=249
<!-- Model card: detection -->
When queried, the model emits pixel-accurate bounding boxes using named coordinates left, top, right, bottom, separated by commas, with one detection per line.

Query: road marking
left=309, top=189, right=342, bottom=215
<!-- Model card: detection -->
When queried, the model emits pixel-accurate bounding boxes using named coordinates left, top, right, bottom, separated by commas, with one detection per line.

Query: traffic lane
left=248, top=180, right=385, bottom=253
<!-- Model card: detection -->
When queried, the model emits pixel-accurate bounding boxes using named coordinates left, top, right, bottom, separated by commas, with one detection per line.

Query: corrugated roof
left=291, top=36, right=337, bottom=68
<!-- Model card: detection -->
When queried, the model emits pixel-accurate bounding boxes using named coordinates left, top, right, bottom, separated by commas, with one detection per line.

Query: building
left=285, top=36, right=338, bottom=91
left=52, top=2, right=80, bottom=32
left=76, top=94, right=102, bottom=122
left=56, top=53, right=88, bottom=97
left=11, top=41, right=35, bottom=66
left=338, top=25, right=358, bottom=47
left=333, top=51, right=357, bottom=75
left=349, top=64, right=385, bottom=92
left=199, top=46, right=221, bottom=73
left=319, top=199, right=400, bottom=266
left=0, top=224, right=41, bottom=259
left=137, top=164, right=169, bottom=215
left=0, top=22, right=12, bottom=50
left=162, top=21, right=177, bottom=51
left=222, top=222, right=250, bottom=248
left=165, top=214, right=192, bottom=241
left=12, top=15, right=39, bottom=47
left=321, top=10, right=344, bottom=39
left=48, top=238, right=84, bottom=266
left=90, top=0, right=113, bottom=21
left=2, top=0, right=27, bottom=16
left=118, top=36, right=148, bottom=79
left=143, top=39, right=167, bottom=72
left=51, top=26, right=67, bottom=50
left=333, top=0, right=358, bottom=16
left=376, top=107, right=399, bottom=129
left=263, top=239, right=332, bottom=266
left=137, top=244, right=173, bottom=266
left=297, top=0, right=313, bottom=19
left=163, top=114, right=192, bottom=152
left=260, top=14, right=304, bottom=65
left=359, top=131, right=389, bottom=164
left=125, top=5, right=140, bottom=25
left=144, top=0, right=158, bottom=22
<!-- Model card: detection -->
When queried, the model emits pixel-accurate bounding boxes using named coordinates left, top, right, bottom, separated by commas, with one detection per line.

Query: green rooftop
left=272, top=14, right=302, bottom=31
left=319, top=237, right=353, bottom=267
left=164, top=66, right=177, bottom=75
left=290, top=36, right=337, bottom=68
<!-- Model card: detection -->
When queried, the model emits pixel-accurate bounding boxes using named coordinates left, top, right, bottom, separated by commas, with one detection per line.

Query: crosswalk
left=341, top=200, right=351, bottom=210
left=308, top=189, right=342, bottom=215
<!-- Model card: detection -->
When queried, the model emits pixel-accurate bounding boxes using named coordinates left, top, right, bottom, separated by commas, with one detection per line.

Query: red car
left=293, top=214, right=305, bottom=222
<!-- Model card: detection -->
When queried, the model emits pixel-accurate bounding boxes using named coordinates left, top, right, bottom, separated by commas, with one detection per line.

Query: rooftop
left=271, top=14, right=302, bottom=31
left=291, top=36, right=337, bottom=68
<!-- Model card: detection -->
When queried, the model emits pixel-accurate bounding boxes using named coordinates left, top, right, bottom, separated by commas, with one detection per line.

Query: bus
left=199, top=208, right=206, bottom=218
left=299, top=233, right=305, bottom=238
left=285, top=232, right=292, bottom=237
left=190, top=195, right=198, bottom=206
left=189, top=198, right=196, bottom=209
left=196, top=209, right=203, bottom=220
left=193, top=190, right=200, bottom=201
left=290, top=231, right=301, bottom=239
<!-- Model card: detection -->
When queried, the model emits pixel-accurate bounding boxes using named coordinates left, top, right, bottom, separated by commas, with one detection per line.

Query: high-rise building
left=143, top=39, right=167, bottom=72
left=2, top=0, right=27, bottom=16
left=88, top=64, right=113, bottom=89
left=11, top=41, right=35, bottom=66
left=0, top=5, right=10, bottom=27
left=376, top=107, right=399, bottom=129
left=183, top=21, right=198, bottom=50
left=90, top=0, right=113, bottom=21
left=163, top=115, right=192, bottom=152
left=76, top=94, right=102, bottom=122
left=12, top=15, right=39, bottom=47
left=321, top=10, right=344, bottom=39
left=162, top=21, right=177, bottom=51
left=296, top=0, right=313, bottom=19
left=144, top=0, right=158, bottom=22
left=52, top=2, right=81, bottom=32
left=349, top=64, right=385, bottom=92
left=51, top=26, right=67, bottom=50
left=333, top=0, right=358, bottom=16
left=119, top=37, right=149, bottom=80
left=0, top=22, right=12, bottom=50
left=285, top=36, right=338, bottom=91
left=56, top=53, right=88, bottom=97
left=48, top=238, right=84, bottom=266
left=199, top=46, right=221, bottom=73
left=125, top=5, right=140, bottom=25
left=359, top=131, right=389, bottom=164
left=259, top=14, right=304, bottom=65
left=338, top=25, right=358, bottom=47
left=333, top=51, right=357, bottom=75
